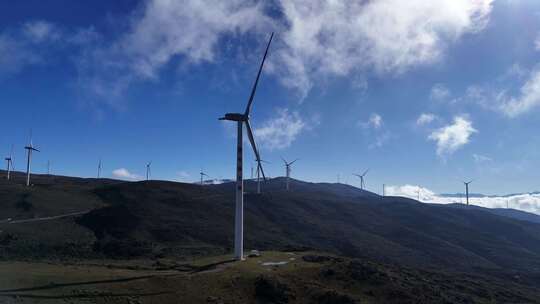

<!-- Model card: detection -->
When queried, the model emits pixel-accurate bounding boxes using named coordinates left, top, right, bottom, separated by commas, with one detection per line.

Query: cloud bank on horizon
left=386, top=184, right=540, bottom=216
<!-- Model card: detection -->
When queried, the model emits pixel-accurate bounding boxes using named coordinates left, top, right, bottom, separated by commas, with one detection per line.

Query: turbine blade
left=281, top=156, right=287, bottom=164
left=257, top=160, right=266, bottom=181
left=244, top=32, right=274, bottom=116
left=289, top=158, right=299, bottom=165
left=245, top=120, right=265, bottom=179
left=362, top=169, right=370, bottom=176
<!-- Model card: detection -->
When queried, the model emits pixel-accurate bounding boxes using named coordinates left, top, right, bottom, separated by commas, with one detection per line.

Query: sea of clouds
left=386, top=184, right=540, bottom=215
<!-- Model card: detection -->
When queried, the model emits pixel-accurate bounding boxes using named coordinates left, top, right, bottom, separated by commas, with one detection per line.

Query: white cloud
left=428, top=116, right=477, bottom=156
left=370, top=132, right=391, bottom=149
left=497, top=67, right=540, bottom=117
left=78, top=0, right=494, bottom=103
left=430, top=83, right=451, bottom=101
left=0, top=21, right=94, bottom=77
left=386, top=184, right=540, bottom=215
left=274, top=0, right=493, bottom=98
left=416, top=113, right=438, bottom=126
left=76, top=0, right=272, bottom=103
left=0, top=34, right=40, bottom=76
left=22, top=21, right=61, bottom=43
left=254, top=108, right=306, bottom=150
left=360, top=113, right=390, bottom=148
left=386, top=184, right=435, bottom=200
left=176, top=171, right=190, bottom=178
left=361, top=113, right=383, bottom=129
left=112, top=168, right=142, bottom=180
left=473, top=153, right=492, bottom=163
left=120, top=0, right=272, bottom=78
left=535, top=34, right=540, bottom=51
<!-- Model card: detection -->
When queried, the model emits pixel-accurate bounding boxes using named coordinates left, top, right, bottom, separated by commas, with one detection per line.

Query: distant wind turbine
left=97, top=159, right=102, bottom=178
left=463, top=180, right=473, bottom=206
left=282, top=157, right=298, bottom=191
left=353, top=169, right=369, bottom=190
left=47, top=160, right=51, bottom=176
left=146, top=161, right=152, bottom=181
left=219, top=32, right=272, bottom=261
left=200, top=170, right=209, bottom=185
left=5, top=145, right=14, bottom=180
left=255, top=159, right=270, bottom=194
left=24, top=131, right=40, bottom=187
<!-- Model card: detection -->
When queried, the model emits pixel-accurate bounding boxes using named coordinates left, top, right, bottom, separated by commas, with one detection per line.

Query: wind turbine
left=200, top=170, right=209, bottom=185
left=463, top=180, right=473, bottom=206
left=255, top=159, right=270, bottom=194
left=353, top=169, right=369, bottom=190
left=281, top=157, right=298, bottom=191
left=97, top=159, right=102, bottom=178
left=47, top=160, right=51, bottom=176
left=146, top=161, right=152, bottom=181
left=219, top=32, right=272, bottom=261
left=5, top=145, right=14, bottom=180
left=24, top=132, right=40, bottom=187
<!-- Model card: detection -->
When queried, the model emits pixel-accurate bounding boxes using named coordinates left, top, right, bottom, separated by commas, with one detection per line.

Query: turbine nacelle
left=24, top=146, right=39, bottom=152
left=220, top=113, right=248, bottom=122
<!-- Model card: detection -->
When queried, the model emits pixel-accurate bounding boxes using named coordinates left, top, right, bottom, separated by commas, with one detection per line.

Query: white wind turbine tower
left=463, top=180, right=473, bottom=206
left=24, top=132, right=40, bottom=187
left=97, top=159, right=102, bottom=178
left=146, top=161, right=152, bottom=181
left=5, top=145, right=14, bottom=180
left=353, top=169, right=369, bottom=190
left=219, top=32, right=272, bottom=261
left=281, top=157, right=298, bottom=191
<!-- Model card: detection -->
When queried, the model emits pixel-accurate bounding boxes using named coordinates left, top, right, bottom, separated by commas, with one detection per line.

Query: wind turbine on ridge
left=24, top=131, right=40, bottom=187
left=5, top=145, right=14, bottom=180
left=146, top=161, right=152, bottom=181
left=200, top=170, right=209, bottom=185
left=463, top=180, right=473, bottom=206
left=353, top=169, right=369, bottom=190
left=219, top=32, right=272, bottom=261
left=282, top=157, right=298, bottom=191
left=97, top=159, right=102, bottom=178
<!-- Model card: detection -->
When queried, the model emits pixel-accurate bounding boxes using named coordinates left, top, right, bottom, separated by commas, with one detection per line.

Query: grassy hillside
left=1, top=171, right=540, bottom=275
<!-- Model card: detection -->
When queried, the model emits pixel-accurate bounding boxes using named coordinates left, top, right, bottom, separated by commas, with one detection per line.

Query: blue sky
left=1, top=0, right=540, bottom=195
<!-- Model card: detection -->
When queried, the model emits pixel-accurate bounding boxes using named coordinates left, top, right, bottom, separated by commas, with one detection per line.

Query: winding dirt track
left=0, top=210, right=90, bottom=224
